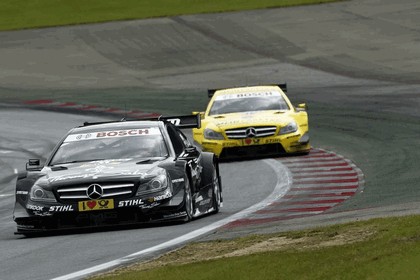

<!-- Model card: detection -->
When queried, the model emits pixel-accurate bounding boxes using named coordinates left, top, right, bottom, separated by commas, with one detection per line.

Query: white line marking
left=0, top=194, right=13, bottom=197
left=51, top=159, right=292, bottom=280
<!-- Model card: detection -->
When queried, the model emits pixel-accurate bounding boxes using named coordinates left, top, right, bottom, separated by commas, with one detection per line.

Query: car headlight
left=204, top=128, right=224, bottom=140
left=279, top=121, right=298, bottom=135
left=30, top=185, right=57, bottom=202
left=137, top=168, right=170, bottom=195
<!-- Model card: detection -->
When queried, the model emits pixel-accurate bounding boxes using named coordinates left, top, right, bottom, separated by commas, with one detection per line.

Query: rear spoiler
left=82, top=114, right=201, bottom=129
left=207, top=83, right=287, bottom=98
left=159, top=114, right=201, bottom=129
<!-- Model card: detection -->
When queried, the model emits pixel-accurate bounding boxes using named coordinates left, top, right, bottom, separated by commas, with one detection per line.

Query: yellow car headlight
left=204, top=128, right=224, bottom=140
left=279, top=121, right=298, bottom=135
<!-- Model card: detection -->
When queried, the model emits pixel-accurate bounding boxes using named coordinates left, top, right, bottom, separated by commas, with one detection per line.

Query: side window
left=166, top=124, right=185, bottom=156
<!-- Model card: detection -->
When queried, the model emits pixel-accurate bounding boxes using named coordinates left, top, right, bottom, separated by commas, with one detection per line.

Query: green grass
left=93, top=215, right=420, bottom=280
left=0, top=0, right=341, bottom=31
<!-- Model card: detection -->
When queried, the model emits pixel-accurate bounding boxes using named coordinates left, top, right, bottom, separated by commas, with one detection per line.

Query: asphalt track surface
left=1, top=0, right=420, bottom=279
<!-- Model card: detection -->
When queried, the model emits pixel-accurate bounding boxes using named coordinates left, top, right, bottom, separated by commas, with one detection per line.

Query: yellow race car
left=193, top=84, right=310, bottom=158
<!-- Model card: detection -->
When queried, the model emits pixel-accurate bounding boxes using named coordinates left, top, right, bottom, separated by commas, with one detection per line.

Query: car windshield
left=50, top=127, right=168, bottom=165
left=209, top=91, right=289, bottom=115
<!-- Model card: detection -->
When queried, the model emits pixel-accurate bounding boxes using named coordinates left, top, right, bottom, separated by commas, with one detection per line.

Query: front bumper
left=201, top=132, right=310, bottom=157
left=14, top=190, right=186, bottom=234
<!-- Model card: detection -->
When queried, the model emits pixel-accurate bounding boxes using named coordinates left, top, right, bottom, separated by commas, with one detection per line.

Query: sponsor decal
left=49, top=169, right=145, bottom=183
left=215, top=91, right=280, bottom=100
left=265, top=138, right=281, bottom=144
left=148, top=191, right=172, bottom=203
left=85, top=165, right=115, bottom=173
left=49, top=205, right=74, bottom=212
left=78, top=199, right=114, bottom=212
left=163, top=211, right=186, bottom=219
left=96, top=129, right=149, bottom=138
left=64, top=128, right=160, bottom=142
left=49, top=173, right=99, bottom=183
left=141, top=202, right=159, bottom=209
left=166, top=118, right=181, bottom=126
left=16, top=191, right=28, bottom=195
left=244, top=138, right=261, bottom=145
left=215, top=118, right=279, bottom=126
left=80, top=159, right=130, bottom=168
left=27, top=204, right=44, bottom=211
left=118, top=199, right=144, bottom=207
left=28, top=204, right=75, bottom=213
left=215, top=120, right=241, bottom=126
left=171, top=178, right=184, bottom=183
left=33, top=211, right=53, bottom=217
left=222, top=142, right=237, bottom=147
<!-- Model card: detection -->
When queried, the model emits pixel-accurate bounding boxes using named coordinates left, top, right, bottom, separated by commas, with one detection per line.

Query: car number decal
left=78, top=199, right=114, bottom=211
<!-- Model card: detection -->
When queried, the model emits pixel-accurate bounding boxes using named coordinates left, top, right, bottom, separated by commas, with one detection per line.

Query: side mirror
left=185, top=146, right=198, bottom=154
left=26, top=159, right=42, bottom=171
left=178, top=146, right=199, bottom=161
left=192, top=111, right=205, bottom=119
left=296, top=103, right=308, bottom=111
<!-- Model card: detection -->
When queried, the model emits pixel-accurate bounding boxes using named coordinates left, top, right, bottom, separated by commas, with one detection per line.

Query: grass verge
left=91, top=215, right=420, bottom=279
left=0, top=0, right=342, bottom=31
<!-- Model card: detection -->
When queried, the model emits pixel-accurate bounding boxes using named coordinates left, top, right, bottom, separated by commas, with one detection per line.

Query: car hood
left=38, top=159, right=163, bottom=189
left=207, top=110, right=295, bottom=130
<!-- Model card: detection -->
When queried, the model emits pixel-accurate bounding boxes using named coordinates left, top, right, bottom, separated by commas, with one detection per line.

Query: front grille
left=56, top=182, right=135, bottom=202
left=225, top=126, right=277, bottom=139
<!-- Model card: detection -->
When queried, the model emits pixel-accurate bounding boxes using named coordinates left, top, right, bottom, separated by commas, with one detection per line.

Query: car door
left=167, top=124, right=202, bottom=191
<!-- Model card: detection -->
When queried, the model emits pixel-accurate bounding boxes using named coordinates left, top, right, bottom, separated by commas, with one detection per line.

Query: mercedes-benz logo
left=246, top=127, right=257, bottom=138
left=87, top=184, right=103, bottom=200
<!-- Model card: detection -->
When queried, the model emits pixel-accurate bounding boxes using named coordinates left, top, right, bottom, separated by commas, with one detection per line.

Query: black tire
left=181, top=176, right=194, bottom=222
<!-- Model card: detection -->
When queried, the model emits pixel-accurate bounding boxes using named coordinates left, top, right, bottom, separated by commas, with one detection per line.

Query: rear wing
left=159, top=114, right=201, bottom=129
left=207, top=83, right=287, bottom=98
left=82, top=114, right=201, bottom=129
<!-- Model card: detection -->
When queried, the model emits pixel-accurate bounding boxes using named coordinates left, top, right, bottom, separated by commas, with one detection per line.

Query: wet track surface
left=1, top=0, right=420, bottom=279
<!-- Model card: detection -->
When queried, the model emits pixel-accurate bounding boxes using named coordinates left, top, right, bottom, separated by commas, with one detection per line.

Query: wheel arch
left=200, top=152, right=222, bottom=192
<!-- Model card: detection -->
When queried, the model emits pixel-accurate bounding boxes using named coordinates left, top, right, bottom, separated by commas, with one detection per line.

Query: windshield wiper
left=50, top=166, right=68, bottom=171
left=136, top=156, right=167, bottom=164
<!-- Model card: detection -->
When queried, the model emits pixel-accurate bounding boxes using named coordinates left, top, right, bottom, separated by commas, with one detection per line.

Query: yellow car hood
left=207, top=111, right=295, bottom=130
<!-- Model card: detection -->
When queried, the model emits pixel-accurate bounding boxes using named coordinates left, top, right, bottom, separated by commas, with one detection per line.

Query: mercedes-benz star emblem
left=246, top=127, right=257, bottom=138
left=87, top=184, right=103, bottom=200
